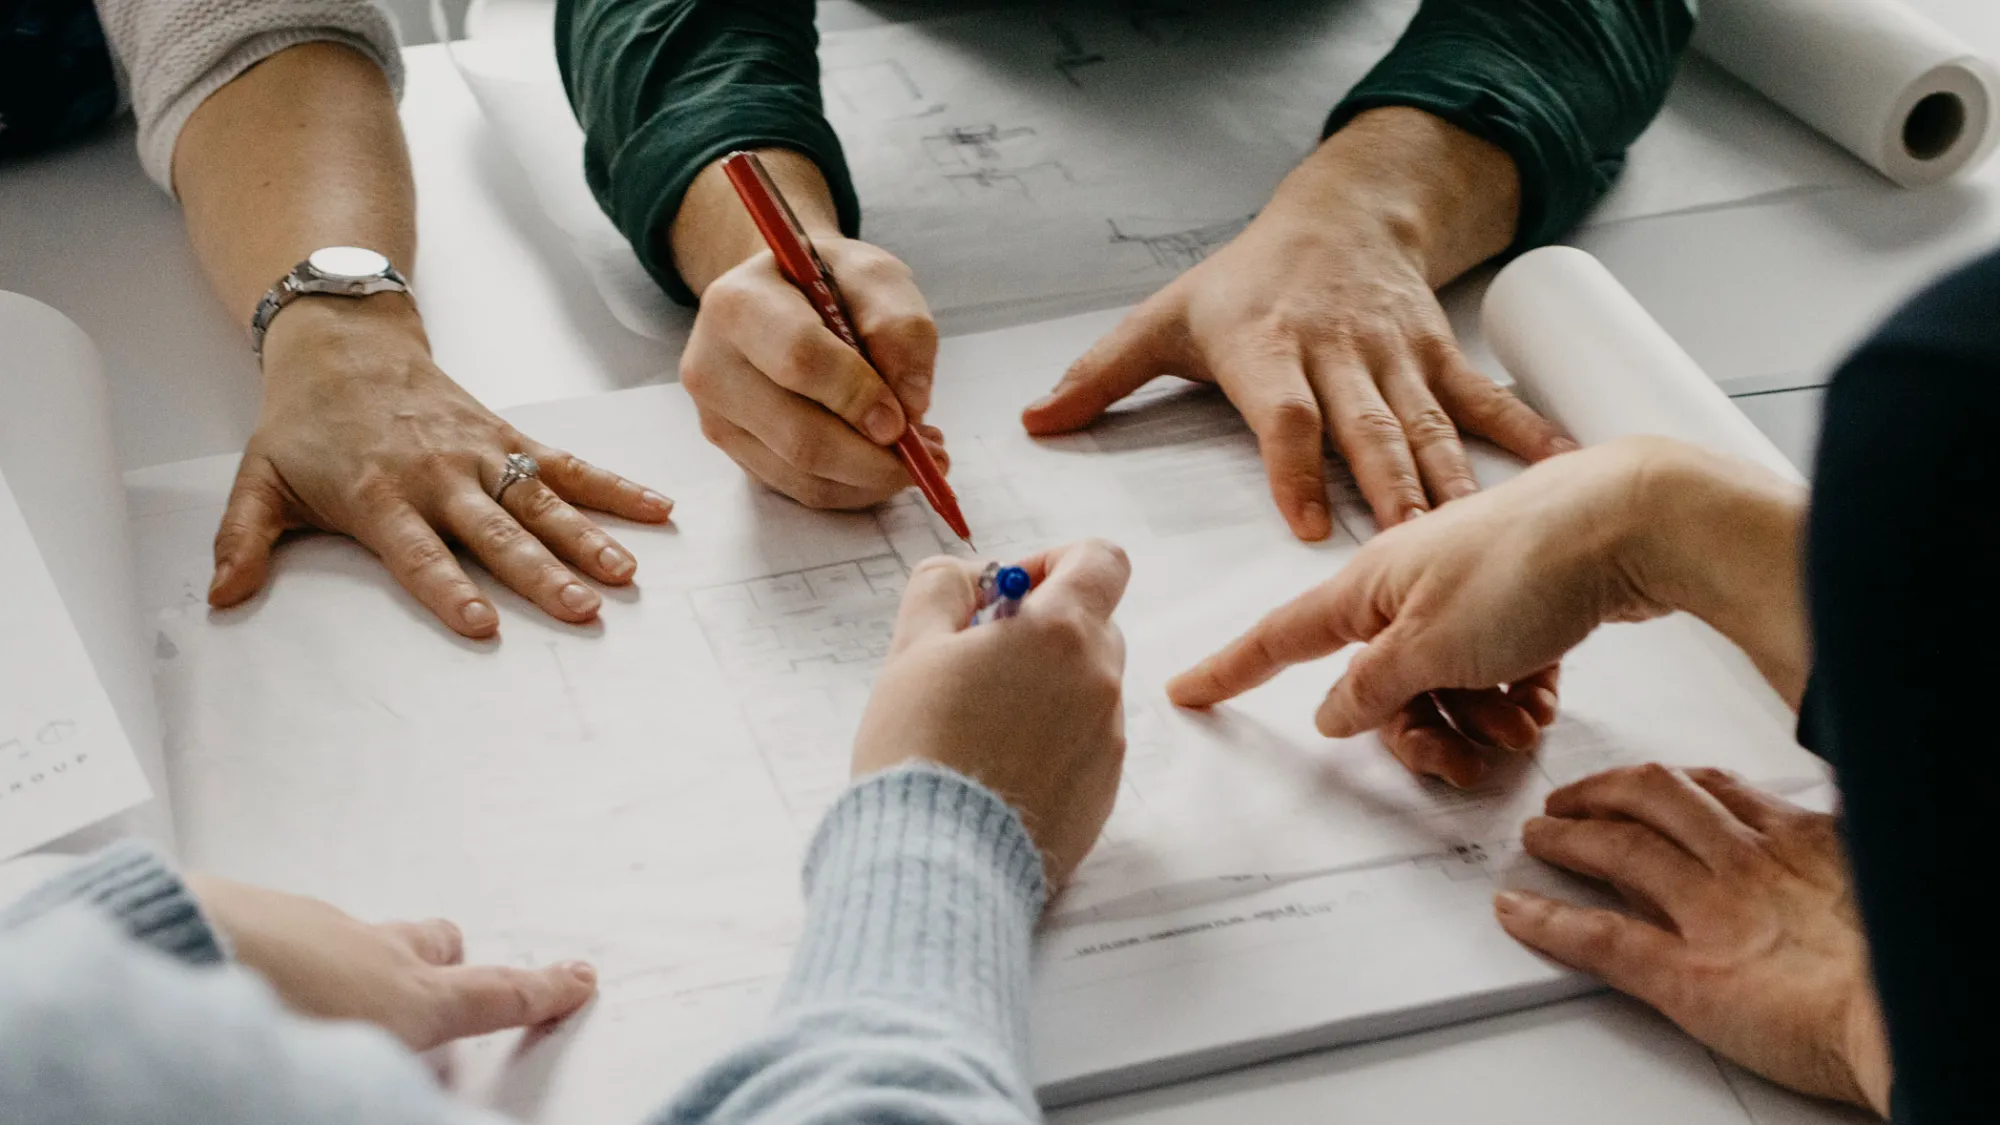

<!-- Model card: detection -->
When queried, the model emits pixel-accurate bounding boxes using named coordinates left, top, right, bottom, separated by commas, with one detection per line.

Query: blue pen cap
left=995, top=566, right=1032, bottom=599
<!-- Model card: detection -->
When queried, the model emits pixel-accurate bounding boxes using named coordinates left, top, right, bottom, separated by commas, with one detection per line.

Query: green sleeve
left=554, top=0, right=862, bottom=306
left=1329, top=0, right=1696, bottom=251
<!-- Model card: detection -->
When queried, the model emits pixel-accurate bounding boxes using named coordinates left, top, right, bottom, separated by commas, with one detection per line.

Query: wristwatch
left=249, top=246, right=413, bottom=360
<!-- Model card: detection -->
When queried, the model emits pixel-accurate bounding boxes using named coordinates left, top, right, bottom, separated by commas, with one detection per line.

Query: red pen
left=718, top=151, right=972, bottom=545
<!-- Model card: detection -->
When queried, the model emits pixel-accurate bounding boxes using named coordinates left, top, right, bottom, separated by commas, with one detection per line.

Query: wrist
left=1624, top=439, right=1810, bottom=703
left=1282, top=107, right=1520, bottom=286
left=669, top=149, right=842, bottom=296
left=259, top=291, right=430, bottom=377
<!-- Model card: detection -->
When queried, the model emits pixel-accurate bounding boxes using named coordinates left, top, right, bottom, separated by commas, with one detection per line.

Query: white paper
left=0, top=293, right=159, bottom=858
left=1483, top=247, right=1804, bottom=483
left=1697, top=0, right=2000, bottom=187
left=130, top=300, right=1827, bottom=1117
left=452, top=0, right=1883, bottom=341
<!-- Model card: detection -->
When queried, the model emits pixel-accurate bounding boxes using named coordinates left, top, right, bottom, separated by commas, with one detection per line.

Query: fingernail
left=460, top=599, right=497, bottom=631
left=862, top=400, right=903, bottom=444
left=1026, top=394, right=1057, bottom=413
left=1551, top=436, right=1581, bottom=454
left=562, top=961, right=597, bottom=986
left=598, top=545, right=634, bottom=578
left=1299, top=500, right=1331, bottom=540
left=641, top=489, right=674, bottom=513
left=209, top=561, right=234, bottom=596
left=1401, top=507, right=1427, bottom=525
left=1494, top=891, right=1528, bottom=914
left=559, top=583, right=600, bottom=614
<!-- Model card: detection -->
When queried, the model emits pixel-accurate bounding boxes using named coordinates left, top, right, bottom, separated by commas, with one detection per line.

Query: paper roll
left=1482, top=247, right=1802, bottom=484
left=1695, top=0, right=1999, bottom=187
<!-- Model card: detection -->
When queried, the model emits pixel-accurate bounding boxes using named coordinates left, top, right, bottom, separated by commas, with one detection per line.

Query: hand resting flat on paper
left=1168, top=438, right=1807, bottom=786
left=185, top=875, right=597, bottom=1051
left=1023, top=108, right=1571, bottom=538
left=1499, top=765, right=1892, bottom=1117
left=851, top=539, right=1131, bottom=887
left=674, top=150, right=950, bottom=510
left=209, top=297, right=675, bottom=639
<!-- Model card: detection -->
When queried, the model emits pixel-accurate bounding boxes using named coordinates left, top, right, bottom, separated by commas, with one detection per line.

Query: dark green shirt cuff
left=1328, top=0, right=1693, bottom=253
left=597, top=89, right=862, bottom=306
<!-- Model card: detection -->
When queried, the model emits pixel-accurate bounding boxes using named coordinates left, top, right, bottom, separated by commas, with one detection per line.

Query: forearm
left=1330, top=0, right=1693, bottom=254
left=173, top=41, right=419, bottom=344
left=672, top=149, right=842, bottom=296
left=655, top=764, right=1043, bottom=1125
left=1628, top=443, right=1811, bottom=708
left=556, top=0, right=857, bottom=304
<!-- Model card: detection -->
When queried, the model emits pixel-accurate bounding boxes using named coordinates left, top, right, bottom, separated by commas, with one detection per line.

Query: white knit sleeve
left=93, top=0, right=406, bottom=193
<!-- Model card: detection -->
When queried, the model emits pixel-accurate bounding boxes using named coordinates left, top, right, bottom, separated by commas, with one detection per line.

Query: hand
left=209, top=297, right=675, bottom=639
left=852, top=540, right=1131, bottom=886
left=1023, top=108, right=1570, bottom=538
left=1497, top=766, right=1891, bottom=1116
left=1169, top=441, right=1683, bottom=786
left=674, top=152, right=945, bottom=510
left=186, top=875, right=596, bottom=1051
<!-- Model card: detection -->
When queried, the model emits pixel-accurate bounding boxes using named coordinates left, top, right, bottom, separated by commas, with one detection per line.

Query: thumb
left=424, top=961, right=598, bottom=1046
left=888, top=557, right=984, bottom=655
left=210, top=456, right=297, bottom=608
left=1022, top=300, right=1184, bottom=435
left=1314, top=623, right=1432, bottom=739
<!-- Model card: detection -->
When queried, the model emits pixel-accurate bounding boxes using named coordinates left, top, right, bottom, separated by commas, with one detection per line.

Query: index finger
left=1014, top=538, right=1132, bottom=623
left=1166, top=571, right=1378, bottom=708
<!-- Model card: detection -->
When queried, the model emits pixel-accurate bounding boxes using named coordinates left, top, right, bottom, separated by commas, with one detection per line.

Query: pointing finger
left=428, top=961, right=598, bottom=1046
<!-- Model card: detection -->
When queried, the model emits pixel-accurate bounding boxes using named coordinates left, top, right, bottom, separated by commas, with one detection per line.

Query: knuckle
left=1402, top=407, right=1460, bottom=448
left=697, top=409, right=732, bottom=446
left=350, top=472, right=403, bottom=513
left=771, top=424, right=830, bottom=475
left=1347, top=404, right=1406, bottom=445
left=474, top=512, right=529, bottom=550
left=396, top=535, right=455, bottom=576
left=1267, top=393, right=1322, bottom=436
left=520, top=485, right=567, bottom=521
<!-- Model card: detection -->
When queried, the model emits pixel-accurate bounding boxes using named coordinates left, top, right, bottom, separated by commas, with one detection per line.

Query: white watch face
left=307, top=246, right=391, bottom=282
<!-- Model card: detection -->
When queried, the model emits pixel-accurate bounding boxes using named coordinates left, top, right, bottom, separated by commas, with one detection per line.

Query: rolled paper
left=1695, top=0, right=1999, bottom=187
left=1483, top=247, right=1803, bottom=484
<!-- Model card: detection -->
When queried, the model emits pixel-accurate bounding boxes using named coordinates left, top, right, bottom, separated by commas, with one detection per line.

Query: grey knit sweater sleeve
left=656, top=761, right=1046, bottom=1125
left=92, top=0, right=405, bottom=191
left=0, top=765, right=1046, bottom=1125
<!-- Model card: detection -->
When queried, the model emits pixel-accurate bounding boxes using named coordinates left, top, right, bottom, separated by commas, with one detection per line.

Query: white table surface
left=5, top=4, right=1997, bottom=1119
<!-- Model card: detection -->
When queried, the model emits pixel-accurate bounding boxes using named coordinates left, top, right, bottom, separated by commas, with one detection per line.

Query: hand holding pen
left=851, top=540, right=1131, bottom=887
left=693, top=151, right=971, bottom=540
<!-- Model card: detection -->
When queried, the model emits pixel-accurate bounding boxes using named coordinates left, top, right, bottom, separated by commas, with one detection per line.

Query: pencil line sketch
left=1107, top=215, right=1256, bottom=271
left=824, top=58, right=944, bottom=121
left=1048, top=20, right=1108, bottom=87
left=944, top=162, right=1078, bottom=200
left=921, top=123, right=1038, bottom=168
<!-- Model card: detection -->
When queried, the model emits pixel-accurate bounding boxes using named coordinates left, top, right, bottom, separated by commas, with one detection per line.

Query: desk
left=3, top=4, right=1996, bottom=1118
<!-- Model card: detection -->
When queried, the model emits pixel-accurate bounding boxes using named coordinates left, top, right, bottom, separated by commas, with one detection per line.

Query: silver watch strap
left=249, top=255, right=412, bottom=361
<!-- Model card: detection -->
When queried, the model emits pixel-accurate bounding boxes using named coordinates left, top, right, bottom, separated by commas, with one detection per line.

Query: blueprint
left=453, top=0, right=1876, bottom=341
left=125, top=302, right=1830, bottom=1117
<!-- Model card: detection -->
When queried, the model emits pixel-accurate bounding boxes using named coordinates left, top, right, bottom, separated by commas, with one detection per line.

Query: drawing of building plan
left=127, top=306, right=1831, bottom=1119
left=456, top=0, right=1872, bottom=341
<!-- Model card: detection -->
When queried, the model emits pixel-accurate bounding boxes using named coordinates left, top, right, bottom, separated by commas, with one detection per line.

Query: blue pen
left=976, top=563, right=1033, bottom=623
